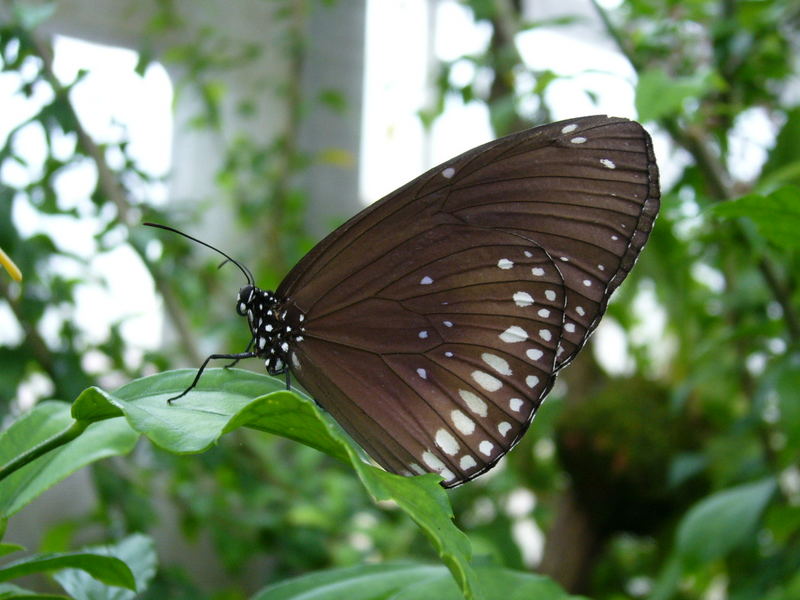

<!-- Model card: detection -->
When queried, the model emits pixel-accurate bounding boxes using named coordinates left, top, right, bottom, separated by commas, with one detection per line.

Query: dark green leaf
left=712, top=186, right=800, bottom=249
left=53, top=534, right=156, bottom=600
left=0, top=403, right=138, bottom=518
left=675, top=478, right=776, bottom=566
left=760, top=108, right=800, bottom=187
left=253, top=563, right=580, bottom=600
left=0, top=552, right=134, bottom=590
left=0, top=546, right=23, bottom=559
left=635, top=68, right=713, bottom=122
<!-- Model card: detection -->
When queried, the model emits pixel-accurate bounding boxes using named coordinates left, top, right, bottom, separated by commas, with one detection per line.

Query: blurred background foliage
left=1, top=0, right=799, bottom=598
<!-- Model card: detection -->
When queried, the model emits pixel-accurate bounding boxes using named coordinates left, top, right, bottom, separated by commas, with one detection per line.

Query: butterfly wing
left=280, top=115, right=659, bottom=486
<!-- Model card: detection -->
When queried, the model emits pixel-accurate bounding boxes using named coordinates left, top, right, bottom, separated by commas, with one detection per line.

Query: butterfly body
left=151, top=114, right=659, bottom=488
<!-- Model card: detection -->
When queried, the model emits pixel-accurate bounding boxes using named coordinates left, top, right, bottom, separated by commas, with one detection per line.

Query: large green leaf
left=635, top=68, right=713, bottom=122
left=53, top=534, right=156, bottom=600
left=252, top=563, right=581, bottom=600
left=72, top=369, right=480, bottom=600
left=0, top=552, right=134, bottom=590
left=712, top=186, right=800, bottom=250
left=0, top=403, right=138, bottom=518
left=675, top=477, right=776, bottom=567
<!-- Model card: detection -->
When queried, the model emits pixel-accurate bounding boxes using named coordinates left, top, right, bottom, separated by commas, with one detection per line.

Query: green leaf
left=675, top=477, right=776, bottom=567
left=635, top=68, right=712, bottom=122
left=760, top=108, right=800, bottom=187
left=0, top=403, right=138, bottom=518
left=53, top=534, right=156, bottom=600
left=756, top=353, right=800, bottom=451
left=252, top=563, right=579, bottom=600
left=0, top=552, right=134, bottom=590
left=711, top=186, right=800, bottom=250
left=0, top=545, right=24, bottom=559
left=80, top=369, right=479, bottom=599
left=0, top=582, right=70, bottom=598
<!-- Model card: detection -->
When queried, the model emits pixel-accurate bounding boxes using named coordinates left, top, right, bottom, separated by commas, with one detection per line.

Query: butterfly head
left=236, top=285, right=255, bottom=316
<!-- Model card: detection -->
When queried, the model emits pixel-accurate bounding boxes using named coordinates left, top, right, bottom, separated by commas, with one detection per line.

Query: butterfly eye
left=235, top=285, right=254, bottom=316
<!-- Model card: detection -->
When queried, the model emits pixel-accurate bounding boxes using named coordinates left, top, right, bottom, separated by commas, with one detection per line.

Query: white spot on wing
left=409, top=463, right=426, bottom=475
left=576, top=306, right=586, bottom=316
left=538, top=308, right=550, bottom=318
left=443, top=320, right=453, bottom=327
left=460, top=455, right=477, bottom=470
left=444, top=351, right=454, bottom=357
left=471, top=370, right=503, bottom=392
left=422, top=451, right=455, bottom=482
left=459, top=389, right=488, bottom=417
left=498, top=422, right=512, bottom=437
left=420, top=276, right=433, bottom=285
left=532, top=267, right=545, bottom=276
left=451, top=410, right=475, bottom=435
left=497, top=258, right=514, bottom=270
left=419, top=330, right=429, bottom=339
left=481, top=352, right=512, bottom=376
left=526, top=348, right=543, bottom=361
left=526, top=375, right=540, bottom=388
left=417, top=368, right=427, bottom=379
left=513, top=291, right=534, bottom=307
left=442, top=167, right=455, bottom=179
left=500, top=325, right=528, bottom=343
left=583, top=279, right=592, bottom=287
left=565, top=322, right=576, bottom=333
left=561, top=123, right=578, bottom=133
left=510, top=397, right=523, bottom=412
left=545, top=290, right=557, bottom=301
left=570, top=136, right=587, bottom=144
left=600, top=158, right=616, bottom=169
left=539, top=329, right=552, bottom=342
left=479, top=441, right=494, bottom=456
left=435, top=429, right=460, bottom=455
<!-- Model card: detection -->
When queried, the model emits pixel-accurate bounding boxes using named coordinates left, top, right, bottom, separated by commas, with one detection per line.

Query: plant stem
left=0, top=420, right=90, bottom=483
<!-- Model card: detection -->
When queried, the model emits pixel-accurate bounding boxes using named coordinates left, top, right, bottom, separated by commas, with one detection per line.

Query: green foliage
left=0, top=402, right=137, bottom=518
left=252, top=563, right=582, bottom=600
left=1, top=0, right=800, bottom=599
left=0, top=370, right=479, bottom=598
left=675, top=478, right=776, bottom=567
left=0, top=533, right=149, bottom=598
left=712, top=186, right=800, bottom=250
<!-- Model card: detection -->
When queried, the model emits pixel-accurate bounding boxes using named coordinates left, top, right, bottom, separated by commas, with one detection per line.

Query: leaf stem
left=0, top=420, right=89, bottom=483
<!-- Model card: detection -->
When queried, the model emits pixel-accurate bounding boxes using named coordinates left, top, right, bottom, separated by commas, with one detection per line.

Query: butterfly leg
left=223, top=339, right=254, bottom=368
left=168, top=351, right=258, bottom=404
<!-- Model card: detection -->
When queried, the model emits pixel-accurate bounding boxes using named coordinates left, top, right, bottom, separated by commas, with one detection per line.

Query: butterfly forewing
left=282, top=115, right=659, bottom=486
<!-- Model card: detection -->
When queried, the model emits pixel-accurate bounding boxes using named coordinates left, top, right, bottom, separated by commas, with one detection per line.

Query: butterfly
left=147, top=115, right=660, bottom=488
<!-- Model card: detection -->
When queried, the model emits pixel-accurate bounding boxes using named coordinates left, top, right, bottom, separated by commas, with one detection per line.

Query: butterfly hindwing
left=290, top=228, right=565, bottom=485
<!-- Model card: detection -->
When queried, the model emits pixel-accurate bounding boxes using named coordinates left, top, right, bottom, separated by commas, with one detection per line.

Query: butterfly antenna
left=144, top=222, right=254, bottom=286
